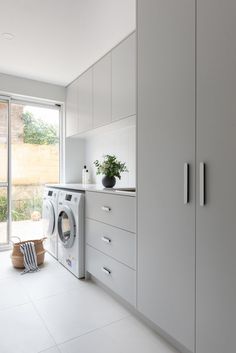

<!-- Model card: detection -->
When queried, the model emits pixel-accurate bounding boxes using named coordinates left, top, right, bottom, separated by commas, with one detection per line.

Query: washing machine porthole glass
left=58, top=206, right=76, bottom=248
left=60, top=212, right=70, bottom=240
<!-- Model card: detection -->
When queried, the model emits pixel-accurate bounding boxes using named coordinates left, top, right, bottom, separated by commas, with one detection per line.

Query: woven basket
left=11, top=237, right=47, bottom=269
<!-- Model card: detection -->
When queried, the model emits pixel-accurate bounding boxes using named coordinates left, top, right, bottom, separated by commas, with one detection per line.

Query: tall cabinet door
left=196, top=1, right=236, bottom=352
left=137, top=1, right=195, bottom=352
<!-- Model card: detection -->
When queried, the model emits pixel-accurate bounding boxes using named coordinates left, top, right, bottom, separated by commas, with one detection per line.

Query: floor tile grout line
left=0, top=298, right=58, bottom=352
left=38, top=344, right=60, bottom=353
left=30, top=297, right=58, bottom=349
left=0, top=300, right=31, bottom=313
left=57, top=313, right=131, bottom=347
left=1, top=258, right=124, bottom=309
left=1, top=252, right=132, bottom=353
left=26, top=284, right=86, bottom=304
left=1, top=252, right=179, bottom=353
left=29, top=284, right=96, bottom=304
left=57, top=345, right=63, bottom=353
left=27, top=270, right=130, bottom=350
left=1, top=267, right=85, bottom=306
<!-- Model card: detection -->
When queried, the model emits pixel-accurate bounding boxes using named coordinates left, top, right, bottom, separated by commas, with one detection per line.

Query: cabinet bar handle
left=101, top=206, right=111, bottom=212
left=101, top=267, right=111, bottom=275
left=101, top=236, right=111, bottom=243
left=200, top=162, right=205, bottom=206
left=184, top=163, right=189, bottom=204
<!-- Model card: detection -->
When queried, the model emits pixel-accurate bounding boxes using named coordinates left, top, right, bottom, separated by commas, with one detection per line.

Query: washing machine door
left=57, top=205, right=76, bottom=248
left=42, top=200, right=55, bottom=237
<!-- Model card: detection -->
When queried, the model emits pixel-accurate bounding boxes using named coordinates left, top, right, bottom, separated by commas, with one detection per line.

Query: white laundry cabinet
left=137, top=1, right=236, bottom=353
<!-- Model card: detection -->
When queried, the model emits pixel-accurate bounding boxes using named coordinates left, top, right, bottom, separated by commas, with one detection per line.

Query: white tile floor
left=0, top=251, right=179, bottom=353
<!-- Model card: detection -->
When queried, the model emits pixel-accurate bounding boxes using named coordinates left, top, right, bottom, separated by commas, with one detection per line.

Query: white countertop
left=46, top=183, right=136, bottom=197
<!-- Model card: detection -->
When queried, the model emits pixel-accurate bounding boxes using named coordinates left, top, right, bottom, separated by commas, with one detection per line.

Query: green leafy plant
left=0, top=195, right=43, bottom=222
left=29, top=196, right=43, bottom=213
left=12, top=200, right=30, bottom=221
left=0, top=196, right=8, bottom=222
left=0, top=196, right=29, bottom=222
left=94, top=155, right=128, bottom=179
left=22, top=111, right=59, bottom=145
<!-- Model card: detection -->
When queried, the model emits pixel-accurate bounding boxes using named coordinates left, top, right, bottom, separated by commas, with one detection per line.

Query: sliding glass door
left=0, top=97, right=10, bottom=246
left=11, top=102, right=61, bottom=242
left=0, top=97, right=62, bottom=248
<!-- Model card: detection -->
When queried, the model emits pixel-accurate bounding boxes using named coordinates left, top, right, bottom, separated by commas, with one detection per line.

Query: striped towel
left=20, top=242, right=39, bottom=274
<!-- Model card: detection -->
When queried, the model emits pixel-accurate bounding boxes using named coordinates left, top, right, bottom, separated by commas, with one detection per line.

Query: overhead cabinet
left=112, top=33, right=136, bottom=121
left=137, top=1, right=236, bottom=353
left=93, top=53, right=111, bottom=128
left=77, top=68, right=93, bottom=133
left=66, top=79, right=79, bottom=137
left=65, top=33, right=136, bottom=137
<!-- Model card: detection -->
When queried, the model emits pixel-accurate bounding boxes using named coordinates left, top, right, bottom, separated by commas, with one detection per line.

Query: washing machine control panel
left=58, top=191, right=82, bottom=204
left=65, top=194, right=72, bottom=201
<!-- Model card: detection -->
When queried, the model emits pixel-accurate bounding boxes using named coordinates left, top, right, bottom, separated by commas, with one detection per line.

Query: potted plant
left=94, top=155, right=128, bottom=188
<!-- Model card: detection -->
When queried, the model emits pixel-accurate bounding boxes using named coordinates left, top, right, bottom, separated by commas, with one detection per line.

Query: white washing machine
left=57, top=190, right=85, bottom=278
left=42, top=187, right=58, bottom=259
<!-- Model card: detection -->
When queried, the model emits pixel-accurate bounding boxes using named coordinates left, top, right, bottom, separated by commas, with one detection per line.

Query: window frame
left=0, top=95, right=64, bottom=248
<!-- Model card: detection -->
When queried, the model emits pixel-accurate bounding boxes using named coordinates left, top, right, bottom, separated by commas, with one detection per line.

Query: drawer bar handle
left=101, top=206, right=111, bottom=212
left=200, top=162, right=205, bottom=206
left=101, top=236, right=111, bottom=243
left=101, top=267, right=111, bottom=275
left=184, top=163, right=189, bottom=205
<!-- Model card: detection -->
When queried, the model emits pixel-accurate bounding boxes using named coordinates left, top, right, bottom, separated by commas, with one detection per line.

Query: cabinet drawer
left=85, top=191, right=136, bottom=233
left=86, top=245, right=136, bottom=306
left=86, top=219, right=136, bottom=269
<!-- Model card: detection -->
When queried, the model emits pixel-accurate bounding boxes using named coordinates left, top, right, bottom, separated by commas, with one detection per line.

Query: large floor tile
left=0, top=303, right=55, bottom=353
left=0, top=251, right=179, bottom=353
left=0, top=251, right=22, bottom=279
left=19, top=265, right=81, bottom=300
left=34, top=282, right=129, bottom=344
left=59, top=316, right=179, bottom=353
left=0, top=251, right=59, bottom=280
left=102, top=316, right=179, bottom=353
left=0, top=277, right=30, bottom=310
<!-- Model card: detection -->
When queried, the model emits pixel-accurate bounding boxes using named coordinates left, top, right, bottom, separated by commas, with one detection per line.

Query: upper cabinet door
left=93, top=53, right=112, bottom=128
left=112, top=33, right=136, bottom=121
left=66, top=79, right=79, bottom=137
left=137, top=1, right=195, bottom=352
left=77, top=68, right=93, bottom=133
left=196, top=1, right=236, bottom=353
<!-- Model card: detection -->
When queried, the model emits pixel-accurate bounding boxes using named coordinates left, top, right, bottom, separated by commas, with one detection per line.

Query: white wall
left=64, top=138, right=85, bottom=183
left=85, top=124, right=136, bottom=187
left=0, top=73, right=65, bottom=102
